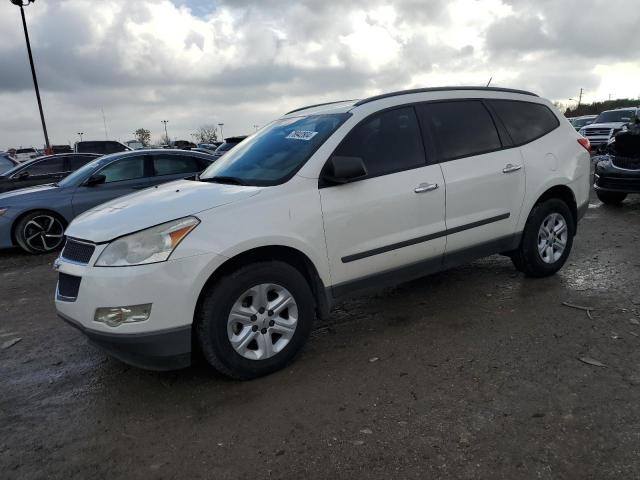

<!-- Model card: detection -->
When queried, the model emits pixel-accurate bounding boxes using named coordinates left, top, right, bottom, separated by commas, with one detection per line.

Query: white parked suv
left=55, top=87, right=591, bottom=378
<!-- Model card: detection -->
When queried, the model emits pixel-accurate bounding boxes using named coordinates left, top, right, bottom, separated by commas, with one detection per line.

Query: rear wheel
left=195, top=261, right=315, bottom=379
left=511, top=198, right=574, bottom=277
left=596, top=190, right=627, bottom=205
left=14, top=210, right=66, bottom=254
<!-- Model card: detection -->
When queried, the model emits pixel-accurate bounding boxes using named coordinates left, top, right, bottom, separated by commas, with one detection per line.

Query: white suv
left=55, top=87, right=591, bottom=378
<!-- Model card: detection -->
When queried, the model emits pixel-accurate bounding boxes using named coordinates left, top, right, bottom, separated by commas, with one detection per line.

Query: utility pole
left=578, top=88, right=583, bottom=108
left=253, top=124, right=259, bottom=132
left=11, top=0, right=50, bottom=151
left=101, top=107, right=108, bottom=139
left=218, top=123, right=225, bottom=140
left=161, top=120, right=169, bottom=143
left=77, top=132, right=84, bottom=142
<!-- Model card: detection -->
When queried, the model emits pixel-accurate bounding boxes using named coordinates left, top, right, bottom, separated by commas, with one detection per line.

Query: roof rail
left=353, top=86, right=538, bottom=107
left=285, top=99, right=357, bottom=115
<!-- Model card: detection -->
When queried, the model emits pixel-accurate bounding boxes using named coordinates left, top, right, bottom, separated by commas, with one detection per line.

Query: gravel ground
left=2, top=190, right=640, bottom=480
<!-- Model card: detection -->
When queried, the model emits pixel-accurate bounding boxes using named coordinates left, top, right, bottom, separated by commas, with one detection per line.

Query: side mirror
left=86, top=174, right=106, bottom=186
left=322, top=156, right=368, bottom=185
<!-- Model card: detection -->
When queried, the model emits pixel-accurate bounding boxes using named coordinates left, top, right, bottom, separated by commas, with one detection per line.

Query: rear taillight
left=578, top=137, right=591, bottom=153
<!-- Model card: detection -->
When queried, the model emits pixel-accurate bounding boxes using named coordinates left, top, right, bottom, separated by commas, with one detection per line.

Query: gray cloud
left=0, top=0, right=637, bottom=149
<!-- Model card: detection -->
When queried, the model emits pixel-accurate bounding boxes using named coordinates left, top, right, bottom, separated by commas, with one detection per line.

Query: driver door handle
left=414, top=183, right=439, bottom=193
left=502, top=163, right=522, bottom=174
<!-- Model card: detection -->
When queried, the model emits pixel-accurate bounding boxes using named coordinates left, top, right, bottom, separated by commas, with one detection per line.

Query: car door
left=71, top=154, right=154, bottom=216
left=417, top=100, right=525, bottom=265
left=149, top=153, right=211, bottom=184
left=10, top=155, right=68, bottom=190
left=319, top=105, right=447, bottom=291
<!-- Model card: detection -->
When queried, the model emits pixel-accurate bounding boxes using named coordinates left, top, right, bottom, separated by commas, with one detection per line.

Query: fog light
left=94, top=304, right=152, bottom=327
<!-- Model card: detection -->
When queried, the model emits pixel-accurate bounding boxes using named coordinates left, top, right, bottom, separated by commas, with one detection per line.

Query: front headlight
left=579, top=128, right=586, bottom=135
left=0, top=208, right=8, bottom=217
left=95, top=216, right=199, bottom=267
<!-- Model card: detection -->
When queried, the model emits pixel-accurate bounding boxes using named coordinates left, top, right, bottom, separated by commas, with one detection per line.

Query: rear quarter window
left=488, top=100, right=560, bottom=146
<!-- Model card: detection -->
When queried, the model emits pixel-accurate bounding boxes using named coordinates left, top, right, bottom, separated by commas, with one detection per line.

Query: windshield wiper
left=200, top=176, right=247, bottom=185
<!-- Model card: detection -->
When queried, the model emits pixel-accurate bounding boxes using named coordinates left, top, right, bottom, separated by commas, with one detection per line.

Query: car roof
left=284, top=86, right=539, bottom=117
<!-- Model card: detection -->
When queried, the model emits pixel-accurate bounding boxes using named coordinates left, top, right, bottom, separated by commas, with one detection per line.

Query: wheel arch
left=530, top=184, right=578, bottom=233
left=10, top=208, right=68, bottom=246
left=195, top=245, right=332, bottom=323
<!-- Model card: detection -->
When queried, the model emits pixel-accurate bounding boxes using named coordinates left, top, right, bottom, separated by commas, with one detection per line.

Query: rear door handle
left=502, top=164, right=522, bottom=174
left=414, top=183, right=439, bottom=193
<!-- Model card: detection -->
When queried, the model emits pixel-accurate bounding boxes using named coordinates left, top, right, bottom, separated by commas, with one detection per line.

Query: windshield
left=57, top=153, right=120, bottom=187
left=594, top=110, right=635, bottom=124
left=574, top=117, right=594, bottom=128
left=215, top=142, right=236, bottom=153
left=200, top=113, right=350, bottom=186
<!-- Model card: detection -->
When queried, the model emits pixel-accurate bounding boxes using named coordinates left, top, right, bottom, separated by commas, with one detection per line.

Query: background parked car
left=74, top=140, right=131, bottom=155
left=579, top=107, right=639, bottom=150
left=0, top=149, right=215, bottom=254
left=51, top=145, right=73, bottom=154
left=14, top=147, right=39, bottom=163
left=172, top=140, right=196, bottom=150
left=124, top=140, right=145, bottom=150
left=0, top=152, right=19, bottom=174
left=212, top=136, right=247, bottom=158
left=0, top=153, right=101, bottom=194
left=570, top=115, right=597, bottom=130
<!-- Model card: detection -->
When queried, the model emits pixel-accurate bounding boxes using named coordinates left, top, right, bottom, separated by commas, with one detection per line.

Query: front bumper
left=55, top=248, right=226, bottom=370
left=59, top=312, right=191, bottom=370
left=594, top=158, right=640, bottom=193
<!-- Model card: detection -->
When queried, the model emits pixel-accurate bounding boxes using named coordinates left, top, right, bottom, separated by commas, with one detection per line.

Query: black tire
left=195, top=261, right=315, bottom=380
left=596, top=190, right=627, bottom=205
left=14, top=210, right=66, bottom=254
left=510, top=198, right=575, bottom=277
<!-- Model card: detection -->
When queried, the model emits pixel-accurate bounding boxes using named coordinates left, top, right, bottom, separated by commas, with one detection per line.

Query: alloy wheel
left=537, top=212, right=568, bottom=264
left=22, top=215, right=65, bottom=252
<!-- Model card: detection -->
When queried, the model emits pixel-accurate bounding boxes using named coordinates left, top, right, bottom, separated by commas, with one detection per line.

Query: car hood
left=583, top=122, right=626, bottom=130
left=66, top=179, right=262, bottom=243
left=0, top=183, right=59, bottom=202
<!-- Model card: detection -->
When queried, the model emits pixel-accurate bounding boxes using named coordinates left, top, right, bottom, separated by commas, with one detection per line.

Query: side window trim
left=481, top=100, right=513, bottom=148
left=319, top=104, right=429, bottom=188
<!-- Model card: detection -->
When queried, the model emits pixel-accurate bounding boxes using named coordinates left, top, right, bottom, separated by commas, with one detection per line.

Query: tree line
left=132, top=125, right=220, bottom=146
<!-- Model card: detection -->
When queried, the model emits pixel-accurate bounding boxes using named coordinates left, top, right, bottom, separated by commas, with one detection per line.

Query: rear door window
left=333, top=106, right=426, bottom=178
left=418, top=100, right=501, bottom=161
left=69, top=155, right=96, bottom=170
left=23, top=157, right=66, bottom=176
left=153, top=154, right=202, bottom=176
left=488, top=100, right=560, bottom=145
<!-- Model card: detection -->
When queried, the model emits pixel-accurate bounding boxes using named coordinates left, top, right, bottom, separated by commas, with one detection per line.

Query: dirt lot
left=2, top=190, right=640, bottom=480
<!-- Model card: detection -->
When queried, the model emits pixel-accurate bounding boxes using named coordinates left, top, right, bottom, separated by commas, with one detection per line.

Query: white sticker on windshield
left=286, top=130, right=318, bottom=141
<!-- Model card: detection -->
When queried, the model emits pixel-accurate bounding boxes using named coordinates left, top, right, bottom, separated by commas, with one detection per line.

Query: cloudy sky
left=1, top=0, right=639, bottom=149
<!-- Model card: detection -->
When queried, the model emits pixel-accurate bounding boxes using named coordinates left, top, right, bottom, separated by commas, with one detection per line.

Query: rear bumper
left=59, top=312, right=192, bottom=370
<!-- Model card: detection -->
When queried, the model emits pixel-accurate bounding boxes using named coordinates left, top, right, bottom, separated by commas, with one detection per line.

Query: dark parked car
left=51, top=144, right=73, bottom=154
left=0, top=149, right=215, bottom=254
left=0, top=152, right=19, bottom=175
left=212, top=136, right=247, bottom=158
left=75, top=140, right=131, bottom=155
left=594, top=112, right=640, bottom=205
left=0, top=154, right=101, bottom=194
left=173, top=140, right=196, bottom=150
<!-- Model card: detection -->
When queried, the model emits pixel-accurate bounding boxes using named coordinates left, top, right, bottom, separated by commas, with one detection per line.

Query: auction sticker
left=286, top=130, right=318, bottom=141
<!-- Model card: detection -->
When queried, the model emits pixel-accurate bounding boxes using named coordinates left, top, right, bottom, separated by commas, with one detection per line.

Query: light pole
left=10, top=0, right=50, bottom=151
left=161, top=120, right=169, bottom=144
left=218, top=123, right=225, bottom=140
left=253, top=124, right=259, bottom=132
left=77, top=132, right=84, bottom=142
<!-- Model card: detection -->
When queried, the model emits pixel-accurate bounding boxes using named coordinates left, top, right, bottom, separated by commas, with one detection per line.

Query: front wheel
left=511, top=199, right=575, bottom=277
left=14, top=210, right=66, bottom=254
left=195, top=261, right=315, bottom=379
left=596, top=190, right=627, bottom=205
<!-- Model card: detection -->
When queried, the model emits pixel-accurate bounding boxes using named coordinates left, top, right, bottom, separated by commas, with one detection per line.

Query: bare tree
left=134, top=128, right=151, bottom=146
left=192, top=125, right=219, bottom=144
